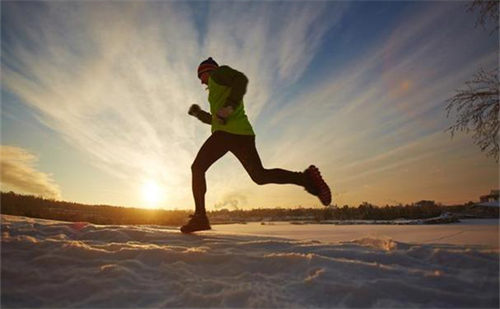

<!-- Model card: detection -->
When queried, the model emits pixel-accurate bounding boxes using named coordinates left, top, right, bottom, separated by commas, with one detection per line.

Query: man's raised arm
left=188, top=104, right=212, bottom=125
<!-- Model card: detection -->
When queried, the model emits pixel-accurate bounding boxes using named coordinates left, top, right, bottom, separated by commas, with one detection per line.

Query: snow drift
left=1, top=215, right=498, bottom=308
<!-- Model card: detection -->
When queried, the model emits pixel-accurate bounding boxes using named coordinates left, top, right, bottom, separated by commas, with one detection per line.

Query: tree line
left=1, top=191, right=497, bottom=226
left=0, top=191, right=189, bottom=226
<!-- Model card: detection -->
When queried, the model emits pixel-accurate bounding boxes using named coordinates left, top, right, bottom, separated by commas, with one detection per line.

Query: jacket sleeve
left=210, top=65, right=248, bottom=109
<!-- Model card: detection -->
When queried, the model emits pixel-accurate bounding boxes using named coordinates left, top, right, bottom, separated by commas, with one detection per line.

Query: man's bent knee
left=249, top=171, right=267, bottom=185
left=191, top=161, right=206, bottom=175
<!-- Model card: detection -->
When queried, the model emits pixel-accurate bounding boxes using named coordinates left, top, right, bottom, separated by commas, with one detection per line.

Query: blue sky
left=1, top=1, right=498, bottom=209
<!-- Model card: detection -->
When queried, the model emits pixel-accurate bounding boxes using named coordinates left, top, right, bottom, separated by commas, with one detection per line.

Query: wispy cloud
left=255, top=3, right=498, bottom=205
left=204, top=2, right=347, bottom=121
left=1, top=2, right=496, bottom=208
left=2, top=2, right=205, bottom=205
left=1, top=2, right=346, bottom=207
left=0, top=146, right=61, bottom=199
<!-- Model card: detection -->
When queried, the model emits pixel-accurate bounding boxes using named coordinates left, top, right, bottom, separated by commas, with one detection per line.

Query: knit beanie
left=197, top=57, right=219, bottom=78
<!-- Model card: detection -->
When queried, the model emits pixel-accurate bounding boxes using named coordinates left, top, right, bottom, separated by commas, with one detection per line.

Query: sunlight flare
left=141, top=180, right=165, bottom=208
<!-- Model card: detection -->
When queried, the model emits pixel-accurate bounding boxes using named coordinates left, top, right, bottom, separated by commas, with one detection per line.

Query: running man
left=181, top=57, right=331, bottom=233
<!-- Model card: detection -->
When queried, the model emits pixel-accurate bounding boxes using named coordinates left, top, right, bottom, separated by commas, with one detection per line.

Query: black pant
left=191, top=131, right=305, bottom=214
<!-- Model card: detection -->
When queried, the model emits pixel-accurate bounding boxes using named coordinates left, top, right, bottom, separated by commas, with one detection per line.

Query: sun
left=141, top=180, right=164, bottom=208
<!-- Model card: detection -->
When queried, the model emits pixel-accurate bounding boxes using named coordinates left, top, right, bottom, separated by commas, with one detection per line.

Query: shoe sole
left=180, top=226, right=212, bottom=233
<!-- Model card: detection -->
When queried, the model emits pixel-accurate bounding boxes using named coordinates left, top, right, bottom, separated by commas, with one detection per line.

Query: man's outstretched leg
left=181, top=132, right=229, bottom=233
left=230, top=134, right=332, bottom=206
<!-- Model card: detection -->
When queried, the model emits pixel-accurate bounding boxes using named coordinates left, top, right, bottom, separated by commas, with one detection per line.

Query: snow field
left=1, top=215, right=498, bottom=308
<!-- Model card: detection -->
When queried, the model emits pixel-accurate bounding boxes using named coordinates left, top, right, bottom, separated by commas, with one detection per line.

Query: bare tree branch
left=466, top=0, right=499, bottom=35
left=446, top=1, right=499, bottom=161
left=446, top=68, right=499, bottom=161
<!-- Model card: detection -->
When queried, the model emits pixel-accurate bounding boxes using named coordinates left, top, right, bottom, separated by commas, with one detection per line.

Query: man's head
left=197, top=57, right=219, bottom=85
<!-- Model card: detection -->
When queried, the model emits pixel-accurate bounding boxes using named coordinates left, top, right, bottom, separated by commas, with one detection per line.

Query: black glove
left=188, top=104, right=201, bottom=117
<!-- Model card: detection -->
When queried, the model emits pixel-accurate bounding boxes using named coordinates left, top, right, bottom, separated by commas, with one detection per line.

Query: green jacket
left=206, top=66, right=255, bottom=136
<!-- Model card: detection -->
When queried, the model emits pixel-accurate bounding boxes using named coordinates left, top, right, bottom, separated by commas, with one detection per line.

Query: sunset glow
left=1, top=1, right=497, bottom=209
left=141, top=180, right=164, bottom=208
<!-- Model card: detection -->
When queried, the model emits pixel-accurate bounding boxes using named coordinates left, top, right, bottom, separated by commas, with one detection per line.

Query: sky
left=1, top=1, right=498, bottom=210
